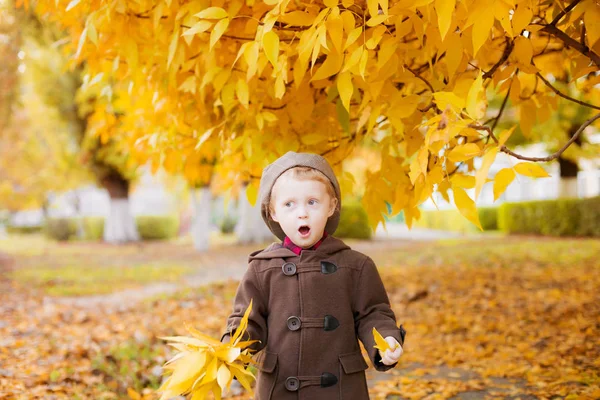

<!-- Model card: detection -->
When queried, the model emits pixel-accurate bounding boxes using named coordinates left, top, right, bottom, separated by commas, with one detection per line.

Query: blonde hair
left=268, top=167, right=338, bottom=216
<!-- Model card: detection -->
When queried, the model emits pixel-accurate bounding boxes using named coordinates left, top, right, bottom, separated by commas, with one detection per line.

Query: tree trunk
left=102, top=172, right=139, bottom=244
left=557, top=125, right=581, bottom=199
left=191, top=186, right=211, bottom=252
left=235, top=183, right=275, bottom=245
left=73, top=191, right=85, bottom=239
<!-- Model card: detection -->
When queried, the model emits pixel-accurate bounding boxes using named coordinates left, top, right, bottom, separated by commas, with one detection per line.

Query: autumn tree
left=0, top=0, right=20, bottom=132
left=0, top=8, right=89, bottom=217
left=31, top=0, right=600, bottom=230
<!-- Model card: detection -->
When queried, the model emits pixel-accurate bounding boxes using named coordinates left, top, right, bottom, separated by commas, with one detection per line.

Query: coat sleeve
left=353, top=256, right=403, bottom=372
left=220, top=261, right=268, bottom=353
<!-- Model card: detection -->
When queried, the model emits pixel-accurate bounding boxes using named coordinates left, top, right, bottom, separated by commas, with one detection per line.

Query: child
left=222, top=151, right=405, bottom=400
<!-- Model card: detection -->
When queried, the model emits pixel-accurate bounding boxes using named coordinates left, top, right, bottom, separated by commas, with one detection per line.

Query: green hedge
left=45, top=215, right=179, bottom=241
left=414, top=206, right=499, bottom=233
left=335, top=201, right=372, bottom=239
left=136, top=215, right=179, bottom=240
left=498, top=196, right=600, bottom=237
left=6, top=225, right=44, bottom=234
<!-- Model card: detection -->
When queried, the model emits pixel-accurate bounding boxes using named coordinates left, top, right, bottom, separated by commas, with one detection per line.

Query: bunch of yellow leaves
left=158, top=300, right=257, bottom=400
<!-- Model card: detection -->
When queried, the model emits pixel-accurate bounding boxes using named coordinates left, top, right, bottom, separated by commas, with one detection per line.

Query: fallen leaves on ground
left=0, top=235, right=598, bottom=399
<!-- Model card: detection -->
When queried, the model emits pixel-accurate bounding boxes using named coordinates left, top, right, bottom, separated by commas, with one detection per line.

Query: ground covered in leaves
left=0, top=233, right=599, bottom=399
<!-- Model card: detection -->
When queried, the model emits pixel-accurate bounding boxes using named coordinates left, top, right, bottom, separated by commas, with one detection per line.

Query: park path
left=44, top=223, right=472, bottom=309
left=49, top=233, right=429, bottom=308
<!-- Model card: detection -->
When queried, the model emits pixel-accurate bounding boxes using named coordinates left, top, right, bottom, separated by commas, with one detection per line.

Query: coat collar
left=248, top=235, right=350, bottom=261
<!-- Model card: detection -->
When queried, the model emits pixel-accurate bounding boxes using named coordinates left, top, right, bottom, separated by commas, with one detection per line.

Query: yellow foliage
left=29, top=0, right=600, bottom=231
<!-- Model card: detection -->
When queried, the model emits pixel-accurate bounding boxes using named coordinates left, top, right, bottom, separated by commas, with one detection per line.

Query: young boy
left=222, top=151, right=405, bottom=400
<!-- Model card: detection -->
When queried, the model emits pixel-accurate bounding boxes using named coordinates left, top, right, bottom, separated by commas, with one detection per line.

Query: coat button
left=285, top=377, right=300, bottom=391
left=287, top=316, right=301, bottom=331
left=321, top=261, right=338, bottom=274
left=323, top=315, right=339, bottom=331
left=282, top=262, right=297, bottom=276
left=320, top=372, right=338, bottom=387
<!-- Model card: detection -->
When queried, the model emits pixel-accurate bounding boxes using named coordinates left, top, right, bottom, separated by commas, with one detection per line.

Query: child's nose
left=297, top=205, right=308, bottom=217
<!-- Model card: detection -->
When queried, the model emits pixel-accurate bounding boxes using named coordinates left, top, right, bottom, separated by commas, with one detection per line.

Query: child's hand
left=378, top=336, right=403, bottom=366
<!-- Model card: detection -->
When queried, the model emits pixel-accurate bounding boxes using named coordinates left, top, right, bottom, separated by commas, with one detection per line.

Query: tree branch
left=539, top=24, right=600, bottom=67
left=549, top=0, right=582, bottom=26
left=469, top=112, right=600, bottom=162
left=483, top=37, right=514, bottom=80
left=405, top=65, right=434, bottom=92
left=536, top=72, right=600, bottom=110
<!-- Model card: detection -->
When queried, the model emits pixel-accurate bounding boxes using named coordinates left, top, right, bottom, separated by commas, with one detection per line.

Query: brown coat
left=222, top=235, right=404, bottom=400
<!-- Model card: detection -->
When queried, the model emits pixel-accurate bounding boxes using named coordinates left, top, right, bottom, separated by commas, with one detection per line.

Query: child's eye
left=308, top=199, right=317, bottom=205
left=285, top=201, right=293, bottom=207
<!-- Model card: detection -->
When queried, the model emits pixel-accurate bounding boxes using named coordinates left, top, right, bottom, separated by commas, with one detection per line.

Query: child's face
left=270, top=175, right=337, bottom=248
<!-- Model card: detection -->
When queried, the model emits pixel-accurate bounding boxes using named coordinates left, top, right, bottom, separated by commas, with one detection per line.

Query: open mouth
left=298, top=225, right=311, bottom=237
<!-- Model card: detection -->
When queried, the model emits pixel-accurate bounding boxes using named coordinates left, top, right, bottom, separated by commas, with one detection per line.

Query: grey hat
left=259, top=151, right=342, bottom=241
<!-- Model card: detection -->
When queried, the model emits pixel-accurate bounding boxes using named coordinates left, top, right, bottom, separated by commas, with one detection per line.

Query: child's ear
left=271, top=209, right=279, bottom=222
left=328, top=197, right=338, bottom=217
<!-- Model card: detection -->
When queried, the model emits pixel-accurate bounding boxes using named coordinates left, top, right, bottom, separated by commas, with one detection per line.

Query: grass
left=381, top=236, right=600, bottom=269
left=91, top=339, right=164, bottom=394
left=1, top=231, right=247, bottom=296
left=11, top=263, right=194, bottom=296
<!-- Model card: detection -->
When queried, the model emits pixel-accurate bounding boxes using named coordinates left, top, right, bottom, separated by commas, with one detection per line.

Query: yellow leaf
left=366, top=14, right=388, bottom=26
left=324, top=0, right=337, bottom=7
left=493, top=167, right=515, bottom=201
left=379, top=0, right=388, bottom=15
left=337, top=71, right=353, bottom=112
left=450, top=173, right=475, bottom=189
left=444, top=32, right=463, bottom=79
left=498, top=126, right=515, bottom=147
left=166, top=352, right=207, bottom=395
left=512, top=5, right=532, bottom=34
left=344, top=27, right=362, bottom=50
left=367, top=0, right=378, bottom=17
left=514, top=162, right=550, bottom=178
left=447, top=143, right=481, bottom=162
left=512, top=36, right=532, bottom=66
left=232, top=299, right=253, bottom=344
left=275, top=74, right=285, bottom=99
left=243, top=42, right=259, bottom=80
left=65, top=0, right=80, bottom=11
left=359, top=48, right=368, bottom=78
left=301, top=133, right=326, bottom=145
left=195, top=7, right=228, bottom=19
left=389, top=94, right=419, bottom=118
left=86, top=19, right=98, bottom=45
left=311, top=51, right=343, bottom=81
left=342, top=45, right=363, bottom=72
left=519, top=101, right=536, bottom=137
left=475, top=147, right=498, bottom=199
left=280, top=11, right=315, bottom=26
left=327, top=17, right=344, bottom=52
left=167, top=28, right=179, bottom=68
left=262, top=31, right=279, bottom=68
left=466, top=72, right=485, bottom=120
left=373, top=327, right=392, bottom=352
left=433, top=91, right=465, bottom=111
left=216, top=364, right=231, bottom=390
left=472, top=11, right=493, bottom=55
left=435, top=0, right=455, bottom=40
left=210, top=19, right=229, bottom=49
left=183, top=20, right=213, bottom=36
left=236, top=79, right=249, bottom=108
left=127, top=388, right=142, bottom=400
left=585, top=2, right=600, bottom=47
left=453, top=187, right=482, bottom=230
left=246, top=181, right=258, bottom=205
